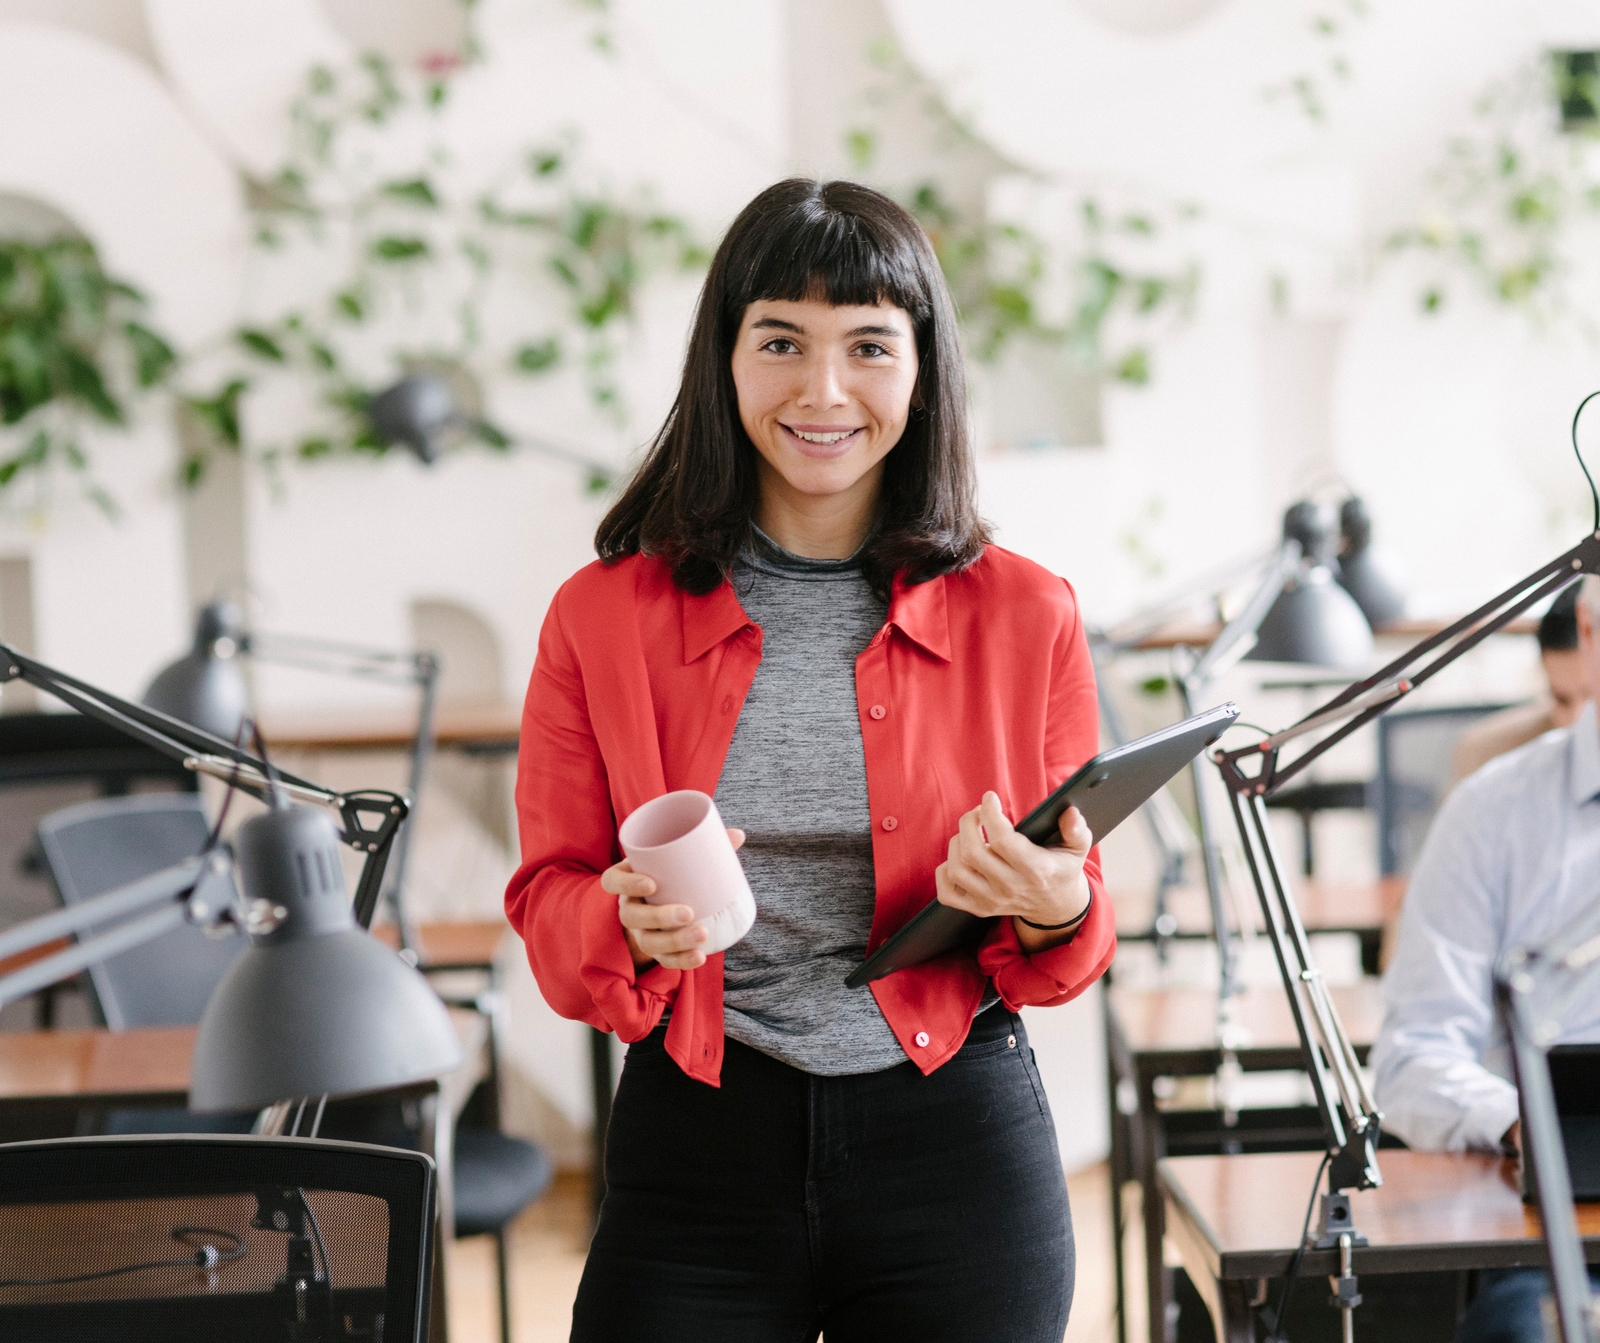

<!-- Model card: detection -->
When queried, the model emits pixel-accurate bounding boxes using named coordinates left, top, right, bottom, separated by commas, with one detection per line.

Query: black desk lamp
left=1208, top=391, right=1600, bottom=1342
left=144, top=600, right=439, bottom=950
left=0, top=640, right=463, bottom=1113
left=369, top=371, right=616, bottom=483
left=1497, top=901, right=1600, bottom=1343
left=1337, top=497, right=1407, bottom=630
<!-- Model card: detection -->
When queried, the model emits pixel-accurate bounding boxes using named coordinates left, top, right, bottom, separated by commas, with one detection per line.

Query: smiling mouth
left=781, top=424, right=864, bottom=452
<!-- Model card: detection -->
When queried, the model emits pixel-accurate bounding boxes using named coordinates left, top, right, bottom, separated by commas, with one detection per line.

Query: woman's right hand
left=602, top=829, right=745, bottom=972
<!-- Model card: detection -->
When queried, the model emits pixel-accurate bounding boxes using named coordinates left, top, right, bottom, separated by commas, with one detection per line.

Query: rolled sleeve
left=1371, top=776, right=1519, bottom=1152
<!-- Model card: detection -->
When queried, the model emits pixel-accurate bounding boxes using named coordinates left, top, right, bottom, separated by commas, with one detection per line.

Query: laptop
left=1520, top=1043, right=1600, bottom=1203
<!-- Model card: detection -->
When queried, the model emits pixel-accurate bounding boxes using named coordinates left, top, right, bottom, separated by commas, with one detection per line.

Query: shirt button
left=881, top=816, right=898, bottom=831
left=869, top=704, right=887, bottom=720
left=914, top=1031, right=930, bottom=1047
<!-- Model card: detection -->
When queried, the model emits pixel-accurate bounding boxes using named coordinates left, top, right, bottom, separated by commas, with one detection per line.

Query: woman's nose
left=796, top=354, right=849, bottom=409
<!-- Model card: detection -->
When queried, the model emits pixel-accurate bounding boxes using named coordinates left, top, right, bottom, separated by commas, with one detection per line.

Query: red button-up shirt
left=506, top=545, right=1115, bottom=1086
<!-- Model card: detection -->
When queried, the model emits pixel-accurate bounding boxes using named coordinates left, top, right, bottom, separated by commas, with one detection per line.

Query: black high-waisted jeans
left=570, top=1008, right=1074, bottom=1342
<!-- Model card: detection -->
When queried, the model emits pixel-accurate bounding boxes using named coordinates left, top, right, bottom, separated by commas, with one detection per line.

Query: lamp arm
left=0, top=640, right=409, bottom=922
left=1201, top=530, right=1600, bottom=1204
left=1215, top=534, right=1600, bottom=798
left=1187, top=539, right=1302, bottom=687
left=1496, top=952, right=1600, bottom=1343
left=0, top=641, right=334, bottom=807
left=0, top=854, right=222, bottom=1008
left=243, top=632, right=436, bottom=688
left=1095, top=543, right=1281, bottom=651
left=240, top=633, right=438, bottom=947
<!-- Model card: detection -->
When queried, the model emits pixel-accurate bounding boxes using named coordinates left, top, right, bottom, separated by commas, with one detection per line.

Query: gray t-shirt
left=714, top=532, right=908, bottom=1074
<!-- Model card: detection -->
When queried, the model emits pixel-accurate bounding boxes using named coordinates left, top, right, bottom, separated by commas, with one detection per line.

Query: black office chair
left=317, top=987, right=553, bottom=1343
left=36, top=793, right=245, bottom=1031
left=0, top=712, right=196, bottom=1025
left=0, top=1133, right=436, bottom=1343
left=1375, top=704, right=1508, bottom=876
left=37, top=795, right=552, bottom=1339
left=31, top=793, right=253, bottom=1134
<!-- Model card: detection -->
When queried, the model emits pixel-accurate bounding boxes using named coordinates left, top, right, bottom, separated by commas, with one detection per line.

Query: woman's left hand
left=935, top=791, right=1092, bottom=953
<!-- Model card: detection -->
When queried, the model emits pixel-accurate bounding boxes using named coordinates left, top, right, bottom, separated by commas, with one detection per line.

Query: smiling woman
left=594, top=177, right=987, bottom=598
left=506, top=179, right=1115, bottom=1342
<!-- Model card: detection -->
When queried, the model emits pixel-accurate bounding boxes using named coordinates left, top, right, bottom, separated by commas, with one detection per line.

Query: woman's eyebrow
left=846, top=324, right=902, bottom=338
left=751, top=317, right=803, bottom=333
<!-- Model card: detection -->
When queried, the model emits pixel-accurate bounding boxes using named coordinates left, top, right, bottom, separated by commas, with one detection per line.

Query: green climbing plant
left=845, top=37, right=1199, bottom=387
left=0, top=237, right=179, bottom=516
left=194, top=40, right=707, bottom=491
left=1387, top=56, right=1600, bottom=333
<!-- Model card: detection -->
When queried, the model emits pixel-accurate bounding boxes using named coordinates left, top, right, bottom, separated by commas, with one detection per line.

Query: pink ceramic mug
left=617, top=791, right=756, bottom=955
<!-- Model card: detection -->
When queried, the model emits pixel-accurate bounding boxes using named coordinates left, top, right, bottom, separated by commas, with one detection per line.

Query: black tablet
left=843, top=701, right=1241, bottom=989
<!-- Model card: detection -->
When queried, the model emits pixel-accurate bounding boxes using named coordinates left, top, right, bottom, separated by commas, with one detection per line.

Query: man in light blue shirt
left=1374, top=578, right=1600, bottom=1340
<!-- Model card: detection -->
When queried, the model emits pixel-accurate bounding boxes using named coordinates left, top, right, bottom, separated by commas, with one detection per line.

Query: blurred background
left=3, top=1, right=1600, bottom=1338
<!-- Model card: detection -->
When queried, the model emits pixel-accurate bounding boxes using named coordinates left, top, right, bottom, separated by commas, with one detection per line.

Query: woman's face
left=730, top=296, right=920, bottom=513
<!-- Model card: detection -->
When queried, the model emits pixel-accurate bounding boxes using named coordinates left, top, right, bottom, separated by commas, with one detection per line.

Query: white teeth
left=790, top=428, right=857, bottom=444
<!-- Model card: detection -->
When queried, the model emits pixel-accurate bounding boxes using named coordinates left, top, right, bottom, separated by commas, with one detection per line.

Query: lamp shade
left=1337, top=497, right=1406, bottom=629
left=189, top=805, right=462, bottom=1112
left=143, top=601, right=248, bottom=739
left=1247, top=502, right=1375, bottom=669
left=369, top=374, right=457, bottom=465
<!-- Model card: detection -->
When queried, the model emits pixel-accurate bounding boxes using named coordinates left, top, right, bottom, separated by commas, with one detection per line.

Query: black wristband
left=1020, top=891, right=1092, bottom=932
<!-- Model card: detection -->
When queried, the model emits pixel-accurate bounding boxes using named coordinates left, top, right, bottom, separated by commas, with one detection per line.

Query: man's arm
left=1371, top=774, right=1521, bottom=1152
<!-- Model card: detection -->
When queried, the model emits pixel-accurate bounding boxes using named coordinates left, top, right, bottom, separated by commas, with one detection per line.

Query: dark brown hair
left=595, top=178, right=989, bottom=596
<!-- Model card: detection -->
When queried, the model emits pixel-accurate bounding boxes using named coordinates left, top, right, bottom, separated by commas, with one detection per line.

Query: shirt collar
left=678, top=568, right=953, bottom=663
left=886, top=572, right=951, bottom=663
left=681, top=578, right=754, bottom=664
left=1571, top=700, right=1600, bottom=806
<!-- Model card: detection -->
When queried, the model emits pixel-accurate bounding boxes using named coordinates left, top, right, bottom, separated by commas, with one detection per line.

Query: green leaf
left=84, top=483, right=120, bottom=519
left=1421, top=287, right=1444, bottom=312
left=370, top=236, right=430, bottom=262
left=474, top=419, right=512, bottom=449
left=237, top=328, right=287, bottom=361
left=180, top=454, right=206, bottom=489
left=514, top=338, right=561, bottom=373
left=845, top=128, right=876, bottom=170
left=334, top=288, right=366, bottom=321
left=381, top=178, right=439, bottom=208
left=528, top=148, right=564, bottom=178
left=59, top=347, right=123, bottom=423
left=297, top=437, right=334, bottom=459
left=1139, top=676, right=1170, bottom=697
left=184, top=378, right=248, bottom=447
left=1113, top=348, right=1150, bottom=385
left=309, top=342, right=338, bottom=372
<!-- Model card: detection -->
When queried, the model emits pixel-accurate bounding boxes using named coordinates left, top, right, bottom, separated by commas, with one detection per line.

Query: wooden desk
left=1106, top=979, right=1386, bottom=1343
left=1128, top=616, right=1538, bottom=650
left=1114, top=877, right=1404, bottom=974
left=0, top=1023, right=194, bottom=1114
left=259, top=704, right=520, bottom=754
left=373, top=919, right=508, bottom=971
left=1160, top=1149, right=1600, bottom=1342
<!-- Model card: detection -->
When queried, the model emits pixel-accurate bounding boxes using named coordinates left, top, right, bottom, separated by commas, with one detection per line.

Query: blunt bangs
left=722, top=192, right=933, bottom=343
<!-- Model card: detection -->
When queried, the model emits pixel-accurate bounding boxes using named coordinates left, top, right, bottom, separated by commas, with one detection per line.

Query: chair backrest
left=1375, top=704, right=1509, bottom=876
left=36, top=794, right=243, bottom=1029
left=0, top=1133, right=436, bottom=1343
left=0, top=712, right=195, bottom=932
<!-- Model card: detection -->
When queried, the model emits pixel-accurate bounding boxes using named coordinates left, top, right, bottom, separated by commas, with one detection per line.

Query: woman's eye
left=761, top=338, right=798, bottom=354
left=855, top=342, right=888, bottom=358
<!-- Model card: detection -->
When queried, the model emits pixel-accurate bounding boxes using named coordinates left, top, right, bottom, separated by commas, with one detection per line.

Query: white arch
left=0, top=22, right=245, bottom=344
left=143, top=0, right=348, bottom=182
left=0, top=22, right=245, bottom=695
